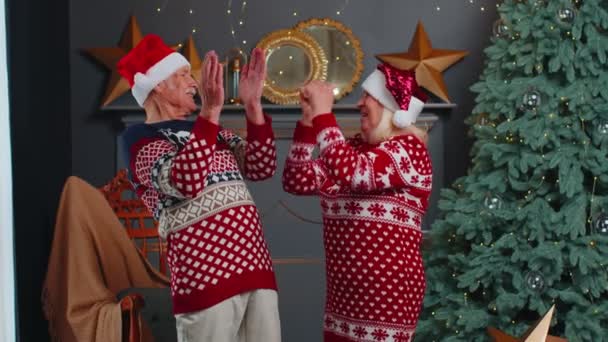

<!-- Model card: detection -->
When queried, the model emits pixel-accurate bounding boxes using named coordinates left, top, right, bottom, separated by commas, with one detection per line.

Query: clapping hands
left=199, top=51, right=224, bottom=124
left=299, top=80, right=335, bottom=126
left=239, top=47, right=267, bottom=124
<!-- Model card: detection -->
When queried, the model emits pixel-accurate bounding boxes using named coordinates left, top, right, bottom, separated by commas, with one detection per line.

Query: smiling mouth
left=186, top=88, right=197, bottom=97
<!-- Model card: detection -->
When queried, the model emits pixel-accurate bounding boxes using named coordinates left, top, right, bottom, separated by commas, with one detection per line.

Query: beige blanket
left=42, top=176, right=170, bottom=342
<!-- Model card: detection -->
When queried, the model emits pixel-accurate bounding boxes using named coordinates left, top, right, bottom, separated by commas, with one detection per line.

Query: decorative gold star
left=84, top=16, right=143, bottom=107
left=376, top=21, right=468, bottom=103
left=487, top=305, right=567, bottom=342
left=180, top=36, right=203, bottom=85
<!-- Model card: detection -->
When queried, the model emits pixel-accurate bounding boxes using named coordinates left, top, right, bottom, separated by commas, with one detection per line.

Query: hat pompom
left=391, top=96, right=425, bottom=128
left=392, top=110, right=410, bottom=128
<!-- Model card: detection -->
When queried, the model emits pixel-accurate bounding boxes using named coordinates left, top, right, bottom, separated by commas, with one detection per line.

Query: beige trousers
left=175, top=289, right=281, bottom=342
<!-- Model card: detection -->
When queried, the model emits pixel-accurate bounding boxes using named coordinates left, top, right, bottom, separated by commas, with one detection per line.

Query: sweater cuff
left=192, top=116, right=220, bottom=143
left=312, top=113, right=338, bottom=136
left=246, top=114, right=274, bottom=142
left=313, top=113, right=345, bottom=152
left=293, top=121, right=316, bottom=144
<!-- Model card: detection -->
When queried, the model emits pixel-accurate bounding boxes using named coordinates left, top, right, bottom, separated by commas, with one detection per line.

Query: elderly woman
left=282, top=63, right=433, bottom=342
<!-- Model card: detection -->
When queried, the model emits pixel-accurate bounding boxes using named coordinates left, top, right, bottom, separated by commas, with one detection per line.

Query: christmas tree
left=416, top=0, right=608, bottom=341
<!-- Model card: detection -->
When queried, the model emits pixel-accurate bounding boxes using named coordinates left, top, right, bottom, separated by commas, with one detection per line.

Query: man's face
left=156, top=65, right=198, bottom=118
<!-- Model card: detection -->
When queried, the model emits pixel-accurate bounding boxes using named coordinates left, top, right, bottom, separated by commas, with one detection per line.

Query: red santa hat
left=361, top=63, right=427, bottom=128
left=117, top=34, right=190, bottom=107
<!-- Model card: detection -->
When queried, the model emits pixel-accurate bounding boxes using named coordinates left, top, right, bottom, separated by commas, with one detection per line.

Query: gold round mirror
left=256, top=29, right=328, bottom=104
left=294, top=18, right=364, bottom=101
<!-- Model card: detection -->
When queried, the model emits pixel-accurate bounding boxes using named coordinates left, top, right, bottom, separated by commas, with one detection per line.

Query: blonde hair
left=365, top=108, right=428, bottom=145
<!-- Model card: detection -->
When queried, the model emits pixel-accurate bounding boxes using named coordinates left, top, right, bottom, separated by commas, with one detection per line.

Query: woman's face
left=357, top=92, right=385, bottom=140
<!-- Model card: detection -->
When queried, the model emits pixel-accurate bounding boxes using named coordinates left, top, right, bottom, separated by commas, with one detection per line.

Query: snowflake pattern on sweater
left=121, top=115, right=277, bottom=314
left=283, top=114, right=432, bottom=342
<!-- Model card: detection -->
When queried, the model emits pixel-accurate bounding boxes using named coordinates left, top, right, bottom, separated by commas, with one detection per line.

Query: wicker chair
left=100, top=169, right=170, bottom=342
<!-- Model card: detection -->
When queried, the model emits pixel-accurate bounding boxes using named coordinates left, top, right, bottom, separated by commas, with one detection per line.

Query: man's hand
left=300, top=80, right=335, bottom=120
left=199, top=51, right=224, bottom=124
left=239, top=48, right=266, bottom=124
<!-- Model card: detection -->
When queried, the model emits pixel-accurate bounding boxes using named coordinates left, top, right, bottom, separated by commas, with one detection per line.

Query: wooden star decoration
left=487, top=305, right=567, bottom=342
left=84, top=15, right=143, bottom=107
left=376, top=21, right=468, bottom=103
left=180, top=36, right=203, bottom=85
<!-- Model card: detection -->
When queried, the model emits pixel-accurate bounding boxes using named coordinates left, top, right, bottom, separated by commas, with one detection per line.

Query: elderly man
left=118, top=34, right=280, bottom=342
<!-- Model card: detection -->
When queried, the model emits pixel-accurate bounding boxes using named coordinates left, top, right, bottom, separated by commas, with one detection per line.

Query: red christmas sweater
left=122, top=115, right=277, bottom=314
left=282, top=114, right=432, bottom=342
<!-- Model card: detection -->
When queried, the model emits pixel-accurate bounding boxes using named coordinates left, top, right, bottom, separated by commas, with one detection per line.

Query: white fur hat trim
left=131, top=52, right=190, bottom=107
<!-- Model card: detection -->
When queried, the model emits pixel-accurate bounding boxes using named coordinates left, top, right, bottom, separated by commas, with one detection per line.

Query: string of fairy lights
left=225, top=0, right=352, bottom=51
left=226, top=0, right=249, bottom=47
left=151, top=0, right=499, bottom=47
left=434, top=0, right=497, bottom=12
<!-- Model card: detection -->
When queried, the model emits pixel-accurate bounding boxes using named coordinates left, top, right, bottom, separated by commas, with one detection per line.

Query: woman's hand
left=299, top=80, right=335, bottom=119
left=299, top=92, right=314, bottom=127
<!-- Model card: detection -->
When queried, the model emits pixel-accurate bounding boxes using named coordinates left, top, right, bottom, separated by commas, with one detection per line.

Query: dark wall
left=6, top=1, right=499, bottom=340
left=71, top=0, right=498, bottom=186
left=7, top=0, right=71, bottom=340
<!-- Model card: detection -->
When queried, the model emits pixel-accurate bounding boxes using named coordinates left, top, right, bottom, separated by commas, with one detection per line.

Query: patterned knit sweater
left=283, top=114, right=432, bottom=342
left=122, top=115, right=277, bottom=314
